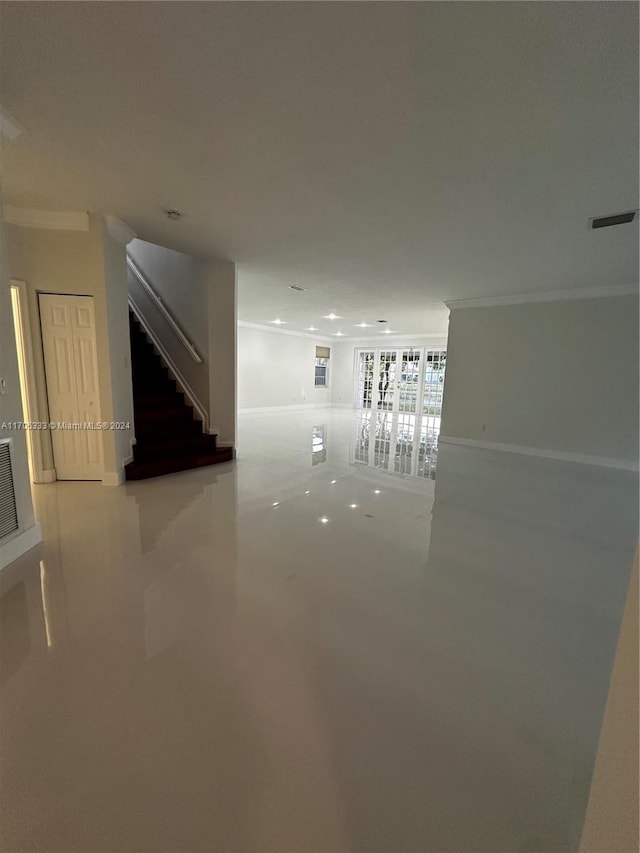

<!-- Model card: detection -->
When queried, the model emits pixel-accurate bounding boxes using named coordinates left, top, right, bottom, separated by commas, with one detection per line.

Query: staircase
left=125, top=310, right=233, bottom=480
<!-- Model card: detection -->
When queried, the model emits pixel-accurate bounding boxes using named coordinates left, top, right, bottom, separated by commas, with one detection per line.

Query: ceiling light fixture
left=271, top=318, right=286, bottom=325
left=356, top=322, right=371, bottom=328
left=307, top=326, right=318, bottom=331
left=382, top=329, right=396, bottom=334
left=324, top=313, right=340, bottom=320
left=319, top=517, right=329, bottom=524
left=334, top=331, right=344, bottom=337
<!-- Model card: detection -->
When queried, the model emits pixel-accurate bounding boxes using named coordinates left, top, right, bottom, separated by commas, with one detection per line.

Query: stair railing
left=126, top=254, right=202, bottom=363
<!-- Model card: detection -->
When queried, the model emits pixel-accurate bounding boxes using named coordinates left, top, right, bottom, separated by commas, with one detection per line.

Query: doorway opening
left=10, top=281, right=40, bottom=483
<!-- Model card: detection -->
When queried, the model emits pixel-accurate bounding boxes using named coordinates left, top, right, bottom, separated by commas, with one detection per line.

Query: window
left=315, top=346, right=330, bottom=387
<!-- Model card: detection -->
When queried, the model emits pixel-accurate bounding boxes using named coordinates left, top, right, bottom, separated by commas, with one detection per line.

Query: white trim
left=438, top=435, right=639, bottom=472
left=445, top=284, right=638, bottom=310
left=238, top=320, right=448, bottom=344
left=40, top=469, right=56, bottom=483
left=346, top=334, right=449, bottom=345
left=102, top=470, right=124, bottom=487
left=4, top=206, right=89, bottom=232
left=239, top=402, right=332, bottom=414
left=127, top=255, right=202, bottom=363
left=104, top=214, right=136, bottom=245
left=128, top=295, right=210, bottom=432
left=0, top=523, right=42, bottom=570
left=9, top=280, right=47, bottom=483
left=238, top=320, right=334, bottom=342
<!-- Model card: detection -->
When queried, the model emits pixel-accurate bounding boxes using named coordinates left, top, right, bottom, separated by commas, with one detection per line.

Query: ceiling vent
left=590, top=211, right=637, bottom=229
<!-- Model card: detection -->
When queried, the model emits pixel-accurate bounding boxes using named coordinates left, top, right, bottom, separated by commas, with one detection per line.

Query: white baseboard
left=239, top=403, right=335, bottom=414
left=35, top=468, right=56, bottom=484
left=102, top=470, right=125, bottom=486
left=438, top=435, right=639, bottom=472
left=331, top=402, right=354, bottom=409
left=0, top=523, right=42, bottom=570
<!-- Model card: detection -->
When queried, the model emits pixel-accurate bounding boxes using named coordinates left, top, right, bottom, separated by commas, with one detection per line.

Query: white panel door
left=39, top=294, right=103, bottom=480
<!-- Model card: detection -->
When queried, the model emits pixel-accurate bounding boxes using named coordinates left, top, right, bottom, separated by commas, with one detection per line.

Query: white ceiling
left=1, top=2, right=637, bottom=338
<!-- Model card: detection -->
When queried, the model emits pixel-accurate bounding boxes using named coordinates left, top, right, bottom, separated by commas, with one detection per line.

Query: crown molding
left=445, top=284, right=638, bottom=310
left=104, top=214, right=136, bottom=245
left=238, top=320, right=334, bottom=342
left=4, top=205, right=89, bottom=232
left=238, top=320, right=448, bottom=344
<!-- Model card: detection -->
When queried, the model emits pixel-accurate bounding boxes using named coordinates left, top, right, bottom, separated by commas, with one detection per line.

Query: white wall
left=201, top=257, right=237, bottom=446
left=441, top=295, right=639, bottom=463
left=102, top=226, right=135, bottom=472
left=238, top=324, right=332, bottom=410
left=0, top=198, right=41, bottom=568
left=238, top=329, right=450, bottom=411
left=5, top=215, right=135, bottom=484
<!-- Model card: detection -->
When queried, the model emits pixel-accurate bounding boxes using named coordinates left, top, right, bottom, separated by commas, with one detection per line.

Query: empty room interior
left=0, top=3, right=638, bottom=852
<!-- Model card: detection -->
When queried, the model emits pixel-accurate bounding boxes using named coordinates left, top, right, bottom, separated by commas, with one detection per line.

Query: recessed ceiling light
left=319, top=516, right=329, bottom=524
left=272, top=501, right=280, bottom=507
left=356, top=322, right=371, bottom=328
left=331, top=480, right=337, bottom=484
left=324, top=313, right=340, bottom=320
left=349, top=504, right=358, bottom=509
left=374, top=490, right=381, bottom=495
left=271, top=318, right=286, bottom=325
left=289, top=285, right=306, bottom=292
left=304, top=490, right=311, bottom=495
left=334, top=331, right=344, bottom=337
left=382, top=329, right=396, bottom=334
left=307, top=326, right=318, bottom=331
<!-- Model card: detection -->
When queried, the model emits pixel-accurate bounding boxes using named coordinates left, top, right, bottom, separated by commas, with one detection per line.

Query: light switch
left=0, top=377, right=7, bottom=395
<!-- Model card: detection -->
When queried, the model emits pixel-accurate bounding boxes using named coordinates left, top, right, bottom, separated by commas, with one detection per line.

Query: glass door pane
left=377, top=351, right=398, bottom=410
left=356, top=350, right=375, bottom=408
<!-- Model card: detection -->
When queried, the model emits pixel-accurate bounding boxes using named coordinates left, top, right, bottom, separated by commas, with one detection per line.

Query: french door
left=354, top=348, right=446, bottom=478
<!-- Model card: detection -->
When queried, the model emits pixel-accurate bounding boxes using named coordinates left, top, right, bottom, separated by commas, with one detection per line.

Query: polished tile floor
left=1, top=408, right=637, bottom=852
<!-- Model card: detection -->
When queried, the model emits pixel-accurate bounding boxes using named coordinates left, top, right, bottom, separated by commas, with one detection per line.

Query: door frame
left=9, top=280, right=53, bottom=483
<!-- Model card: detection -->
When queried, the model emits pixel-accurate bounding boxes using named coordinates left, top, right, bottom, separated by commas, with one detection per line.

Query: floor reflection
left=1, top=407, right=636, bottom=852
left=351, top=408, right=439, bottom=479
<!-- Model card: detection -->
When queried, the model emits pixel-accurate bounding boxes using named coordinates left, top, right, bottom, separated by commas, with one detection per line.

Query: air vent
left=0, top=440, right=19, bottom=539
left=591, top=211, right=637, bottom=229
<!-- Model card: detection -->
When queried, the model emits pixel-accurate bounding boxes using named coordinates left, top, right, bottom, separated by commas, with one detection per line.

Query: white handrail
left=128, top=295, right=211, bottom=433
left=126, top=255, right=202, bottom=363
